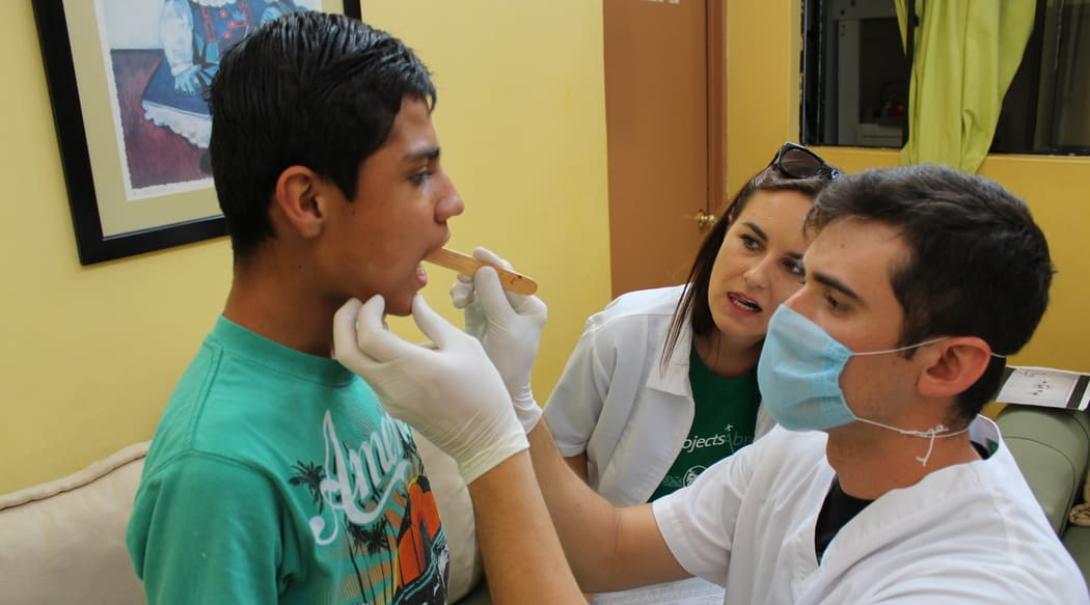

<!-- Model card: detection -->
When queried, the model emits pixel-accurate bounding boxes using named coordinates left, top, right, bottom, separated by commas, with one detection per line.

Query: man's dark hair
left=807, top=165, right=1054, bottom=422
left=208, top=11, right=436, bottom=258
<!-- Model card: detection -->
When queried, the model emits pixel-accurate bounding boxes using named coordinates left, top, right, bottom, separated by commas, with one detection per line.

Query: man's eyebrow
left=811, top=270, right=863, bottom=303
left=404, top=146, right=440, bottom=162
left=741, top=222, right=767, bottom=242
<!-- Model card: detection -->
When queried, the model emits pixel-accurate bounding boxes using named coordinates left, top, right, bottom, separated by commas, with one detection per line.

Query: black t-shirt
left=814, top=478, right=872, bottom=562
left=814, top=442, right=991, bottom=562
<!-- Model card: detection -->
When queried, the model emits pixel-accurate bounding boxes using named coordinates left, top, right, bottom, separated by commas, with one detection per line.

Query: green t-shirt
left=649, top=346, right=760, bottom=501
left=127, top=316, right=447, bottom=605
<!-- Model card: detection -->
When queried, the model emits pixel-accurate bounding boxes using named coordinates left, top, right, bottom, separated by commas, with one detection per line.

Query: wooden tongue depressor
left=424, top=248, right=539, bottom=295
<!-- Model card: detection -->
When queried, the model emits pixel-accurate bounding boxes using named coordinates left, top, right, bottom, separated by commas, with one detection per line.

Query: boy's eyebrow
left=404, top=146, right=440, bottom=162
left=811, top=270, right=863, bottom=303
left=741, top=222, right=767, bottom=242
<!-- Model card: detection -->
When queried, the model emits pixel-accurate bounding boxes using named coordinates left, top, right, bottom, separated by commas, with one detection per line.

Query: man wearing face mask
left=334, top=165, right=1088, bottom=604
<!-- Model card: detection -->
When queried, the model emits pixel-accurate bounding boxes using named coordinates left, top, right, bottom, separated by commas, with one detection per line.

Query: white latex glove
left=333, top=294, right=528, bottom=483
left=449, top=247, right=547, bottom=432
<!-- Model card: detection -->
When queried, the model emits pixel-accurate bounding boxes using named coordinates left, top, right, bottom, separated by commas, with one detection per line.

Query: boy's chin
left=382, top=293, right=415, bottom=317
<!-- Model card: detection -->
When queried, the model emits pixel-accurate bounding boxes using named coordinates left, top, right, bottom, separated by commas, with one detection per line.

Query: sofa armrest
left=0, top=442, right=150, bottom=605
left=996, top=406, right=1090, bottom=533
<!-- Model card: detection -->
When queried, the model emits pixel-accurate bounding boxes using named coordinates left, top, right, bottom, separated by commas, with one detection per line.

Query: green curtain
left=895, top=0, right=1036, bottom=172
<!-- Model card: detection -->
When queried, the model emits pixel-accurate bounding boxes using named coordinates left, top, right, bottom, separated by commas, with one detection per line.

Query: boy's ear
left=916, top=336, right=994, bottom=400
left=272, top=165, right=329, bottom=240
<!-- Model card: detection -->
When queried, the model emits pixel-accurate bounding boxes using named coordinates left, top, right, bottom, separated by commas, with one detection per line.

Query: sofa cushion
left=997, top=406, right=1090, bottom=533
left=0, top=442, right=149, bottom=605
left=0, top=436, right=484, bottom=604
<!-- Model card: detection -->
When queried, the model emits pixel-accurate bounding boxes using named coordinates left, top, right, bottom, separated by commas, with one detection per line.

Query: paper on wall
left=995, top=365, right=1090, bottom=411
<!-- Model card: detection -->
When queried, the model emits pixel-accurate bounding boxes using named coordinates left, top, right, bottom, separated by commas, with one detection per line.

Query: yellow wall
left=10, top=0, right=1080, bottom=495
left=362, top=1, right=611, bottom=411
left=0, top=1, right=609, bottom=494
left=725, top=0, right=1090, bottom=375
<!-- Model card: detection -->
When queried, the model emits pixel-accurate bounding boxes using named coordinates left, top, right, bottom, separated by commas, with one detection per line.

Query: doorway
left=603, top=0, right=725, bottom=297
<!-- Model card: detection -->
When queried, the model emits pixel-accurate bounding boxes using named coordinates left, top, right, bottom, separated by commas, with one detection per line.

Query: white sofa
left=0, top=436, right=488, bottom=604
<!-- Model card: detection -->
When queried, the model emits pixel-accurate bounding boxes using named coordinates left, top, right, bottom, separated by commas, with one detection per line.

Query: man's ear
left=917, top=336, right=994, bottom=399
left=272, top=165, right=329, bottom=240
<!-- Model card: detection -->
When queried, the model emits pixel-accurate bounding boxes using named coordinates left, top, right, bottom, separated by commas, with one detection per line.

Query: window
left=801, top=0, right=1090, bottom=155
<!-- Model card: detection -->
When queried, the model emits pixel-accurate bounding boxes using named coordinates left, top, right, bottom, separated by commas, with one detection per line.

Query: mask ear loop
left=919, top=428, right=940, bottom=466
left=914, top=424, right=974, bottom=466
left=850, top=341, right=1005, bottom=466
left=852, top=338, right=1009, bottom=360
left=852, top=418, right=971, bottom=467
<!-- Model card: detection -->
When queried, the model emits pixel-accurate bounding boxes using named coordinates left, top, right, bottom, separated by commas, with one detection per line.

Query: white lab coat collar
left=641, top=307, right=775, bottom=437
left=644, top=315, right=693, bottom=399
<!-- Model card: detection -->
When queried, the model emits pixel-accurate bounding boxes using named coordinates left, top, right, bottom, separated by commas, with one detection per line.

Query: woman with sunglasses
left=542, top=142, right=839, bottom=602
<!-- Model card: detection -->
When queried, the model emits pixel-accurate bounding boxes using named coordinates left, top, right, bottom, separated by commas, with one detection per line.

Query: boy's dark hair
left=807, top=165, right=1054, bottom=422
left=208, top=11, right=436, bottom=258
left=662, top=164, right=832, bottom=368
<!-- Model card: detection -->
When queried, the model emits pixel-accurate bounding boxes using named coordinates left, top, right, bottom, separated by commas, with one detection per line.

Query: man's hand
left=333, top=294, right=527, bottom=483
left=449, top=247, right=547, bottom=432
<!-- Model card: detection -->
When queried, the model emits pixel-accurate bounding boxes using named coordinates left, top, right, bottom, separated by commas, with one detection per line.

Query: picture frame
left=32, top=0, right=363, bottom=265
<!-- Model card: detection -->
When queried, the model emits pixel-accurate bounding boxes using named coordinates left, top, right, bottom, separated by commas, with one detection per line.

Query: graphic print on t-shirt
left=649, top=348, right=761, bottom=501
left=289, top=411, right=448, bottom=605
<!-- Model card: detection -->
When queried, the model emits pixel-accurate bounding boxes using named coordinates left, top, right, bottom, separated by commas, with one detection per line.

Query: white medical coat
left=545, top=286, right=773, bottom=507
left=653, top=417, right=1089, bottom=604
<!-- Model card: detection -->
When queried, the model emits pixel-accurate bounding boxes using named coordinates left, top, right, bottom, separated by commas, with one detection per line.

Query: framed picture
left=32, top=0, right=362, bottom=265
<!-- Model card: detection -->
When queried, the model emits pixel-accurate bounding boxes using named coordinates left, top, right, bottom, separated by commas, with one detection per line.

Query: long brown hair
left=660, top=166, right=831, bottom=369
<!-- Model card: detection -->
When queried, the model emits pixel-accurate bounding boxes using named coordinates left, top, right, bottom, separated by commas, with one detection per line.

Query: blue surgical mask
left=757, top=306, right=995, bottom=465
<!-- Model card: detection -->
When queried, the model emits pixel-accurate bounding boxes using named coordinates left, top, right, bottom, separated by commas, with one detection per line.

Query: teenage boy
left=128, top=12, right=465, bottom=604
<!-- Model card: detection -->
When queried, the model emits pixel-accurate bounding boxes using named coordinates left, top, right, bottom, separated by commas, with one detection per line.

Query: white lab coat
left=545, top=285, right=774, bottom=507
left=653, top=417, right=1089, bottom=605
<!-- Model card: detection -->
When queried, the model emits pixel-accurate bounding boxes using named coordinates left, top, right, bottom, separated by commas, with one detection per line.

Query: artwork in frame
left=32, top=0, right=363, bottom=265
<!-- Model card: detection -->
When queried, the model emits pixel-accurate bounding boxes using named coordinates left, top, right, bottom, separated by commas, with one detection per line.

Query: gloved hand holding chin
left=332, top=294, right=527, bottom=483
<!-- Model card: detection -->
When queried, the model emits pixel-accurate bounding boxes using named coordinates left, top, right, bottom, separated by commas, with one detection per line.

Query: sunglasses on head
left=770, top=142, right=841, bottom=180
